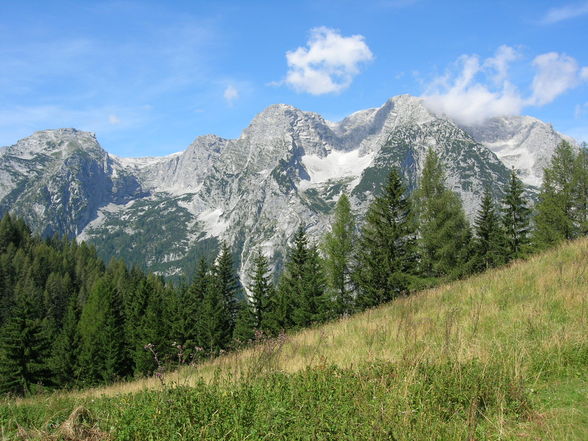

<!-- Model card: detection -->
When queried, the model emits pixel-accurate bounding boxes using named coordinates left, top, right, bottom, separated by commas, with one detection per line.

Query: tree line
left=0, top=141, right=586, bottom=396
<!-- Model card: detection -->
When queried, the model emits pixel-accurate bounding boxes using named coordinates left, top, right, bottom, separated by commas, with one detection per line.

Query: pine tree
left=501, top=168, right=531, bottom=260
left=534, top=141, right=577, bottom=248
left=472, top=188, right=505, bottom=271
left=49, top=295, right=81, bottom=387
left=232, top=300, right=256, bottom=347
left=281, top=227, right=327, bottom=328
left=78, top=276, right=127, bottom=384
left=572, top=147, right=588, bottom=236
left=247, top=251, right=274, bottom=330
left=0, top=275, right=50, bottom=395
left=354, top=168, right=418, bottom=309
left=213, top=243, right=240, bottom=334
left=414, top=149, right=471, bottom=279
left=264, top=281, right=294, bottom=335
left=322, top=194, right=356, bottom=315
left=197, top=277, right=231, bottom=356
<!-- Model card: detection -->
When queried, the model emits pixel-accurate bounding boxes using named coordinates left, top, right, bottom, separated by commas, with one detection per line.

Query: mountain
left=0, top=95, right=571, bottom=280
left=461, top=115, right=576, bottom=187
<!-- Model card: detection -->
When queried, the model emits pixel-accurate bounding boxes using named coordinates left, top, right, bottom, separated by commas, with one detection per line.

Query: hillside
left=2, top=238, right=587, bottom=440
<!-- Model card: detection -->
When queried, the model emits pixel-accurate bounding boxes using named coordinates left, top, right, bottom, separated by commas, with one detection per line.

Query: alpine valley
left=0, top=95, right=575, bottom=281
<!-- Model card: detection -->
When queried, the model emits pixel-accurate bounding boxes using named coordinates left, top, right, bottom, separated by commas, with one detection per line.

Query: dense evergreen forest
left=1, top=141, right=587, bottom=396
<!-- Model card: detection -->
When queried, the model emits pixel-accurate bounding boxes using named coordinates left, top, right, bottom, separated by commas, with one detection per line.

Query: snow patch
left=299, top=149, right=375, bottom=190
left=197, top=208, right=229, bottom=237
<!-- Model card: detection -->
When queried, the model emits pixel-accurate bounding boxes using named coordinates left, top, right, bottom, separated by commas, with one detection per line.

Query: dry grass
left=10, top=238, right=588, bottom=405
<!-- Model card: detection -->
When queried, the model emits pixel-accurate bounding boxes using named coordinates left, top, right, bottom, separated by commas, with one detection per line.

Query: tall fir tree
left=572, top=147, right=588, bottom=236
left=213, top=243, right=240, bottom=334
left=414, top=149, right=471, bottom=279
left=197, top=276, right=231, bottom=356
left=232, top=300, right=256, bottom=347
left=534, top=141, right=577, bottom=248
left=247, top=251, right=274, bottom=330
left=49, top=294, right=81, bottom=387
left=501, top=168, right=531, bottom=260
left=280, top=227, right=328, bottom=328
left=78, top=276, right=127, bottom=385
left=322, top=194, right=356, bottom=315
left=354, top=168, right=418, bottom=309
left=0, top=274, right=50, bottom=395
left=472, top=188, right=505, bottom=272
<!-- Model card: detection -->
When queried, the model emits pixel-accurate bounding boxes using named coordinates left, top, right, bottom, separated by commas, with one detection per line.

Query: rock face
left=460, top=116, right=575, bottom=188
left=0, top=95, right=572, bottom=281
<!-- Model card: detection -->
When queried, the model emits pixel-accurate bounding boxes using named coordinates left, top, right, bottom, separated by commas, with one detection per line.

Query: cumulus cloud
left=283, top=27, right=373, bottom=95
left=540, top=1, right=588, bottom=24
left=223, top=84, right=239, bottom=106
left=422, top=46, right=588, bottom=126
left=529, top=53, right=585, bottom=105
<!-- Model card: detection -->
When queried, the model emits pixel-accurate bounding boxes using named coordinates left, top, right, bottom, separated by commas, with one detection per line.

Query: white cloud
left=423, top=47, right=524, bottom=125
left=283, top=27, right=373, bottom=95
left=528, top=53, right=584, bottom=105
left=223, top=84, right=239, bottom=106
left=422, top=46, right=588, bottom=126
left=540, top=2, right=588, bottom=24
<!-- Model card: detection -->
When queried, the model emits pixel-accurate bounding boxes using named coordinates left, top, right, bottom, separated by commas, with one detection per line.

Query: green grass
left=2, top=239, right=588, bottom=440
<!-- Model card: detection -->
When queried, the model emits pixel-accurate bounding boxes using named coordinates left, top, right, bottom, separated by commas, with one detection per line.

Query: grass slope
left=2, top=239, right=588, bottom=440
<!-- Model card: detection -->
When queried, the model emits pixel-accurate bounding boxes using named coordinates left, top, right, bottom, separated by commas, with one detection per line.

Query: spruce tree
left=0, top=275, right=50, bottom=395
left=281, top=227, right=327, bottom=328
left=534, top=141, right=577, bottom=248
left=501, top=168, right=531, bottom=260
left=322, top=194, right=356, bottom=315
left=197, top=277, right=231, bottom=356
left=78, top=276, right=127, bottom=384
left=354, top=168, right=418, bottom=309
left=472, top=188, right=505, bottom=271
left=213, top=243, right=240, bottom=334
left=572, top=148, right=588, bottom=236
left=414, top=149, right=471, bottom=279
left=232, top=300, right=256, bottom=347
left=248, top=251, right=274, bottom=330
left=49, top=295, right=81, bottom=387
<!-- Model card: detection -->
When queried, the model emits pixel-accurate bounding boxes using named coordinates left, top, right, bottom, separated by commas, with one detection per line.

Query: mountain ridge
left=0, top=94, right=573, bottom=280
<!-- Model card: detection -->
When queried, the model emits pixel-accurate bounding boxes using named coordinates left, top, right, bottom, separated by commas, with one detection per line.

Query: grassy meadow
left=2, top=238, right=587, bottom=440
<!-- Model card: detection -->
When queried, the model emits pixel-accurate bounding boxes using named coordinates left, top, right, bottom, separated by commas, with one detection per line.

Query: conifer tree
left=572, top=148, right=588, bottom=236
left=534, top=141, right=577, bottom=248
left=501, top=168, right=531, bottom=260
left=213, top=243, right=240, bottom=334
left=322, top=194, right=356, bottom=315
left=232, top=300, right=256, bottom=347
left=248, top=251, right=274, bottom=330
left=280, top=227, right=327, bottom=328
left=472, top=188, right=505, bottom=271
left=78, top=276, right=127, bottom=384
left=414, top=149, right=471, bottom=278
left=354, top=168, right=418, bottom=309
left=50, top=295, right=81, bottom=386
left=197, top=277, right=231, bottom=356
left=0, top=275, right=50, bottom=395
left=265, top=281, right=294, bottom=335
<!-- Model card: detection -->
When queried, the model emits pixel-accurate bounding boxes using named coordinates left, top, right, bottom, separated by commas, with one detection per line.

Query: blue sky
left=1, top=0, right=587, bottom=156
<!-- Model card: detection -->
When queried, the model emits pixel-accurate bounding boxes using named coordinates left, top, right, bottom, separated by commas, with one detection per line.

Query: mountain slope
left=461, top=115, right=575, bottom=187
left=0, top=96, right=571, bottom=279
left=4, top=238, right=588, bottom=440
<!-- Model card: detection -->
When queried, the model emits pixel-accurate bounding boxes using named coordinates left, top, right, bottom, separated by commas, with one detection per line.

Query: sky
left=1, top=0, right=588, bottom=157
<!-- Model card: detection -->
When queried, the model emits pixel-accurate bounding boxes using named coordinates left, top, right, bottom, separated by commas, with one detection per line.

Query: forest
left=1, top=141, right=587, bottom=396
